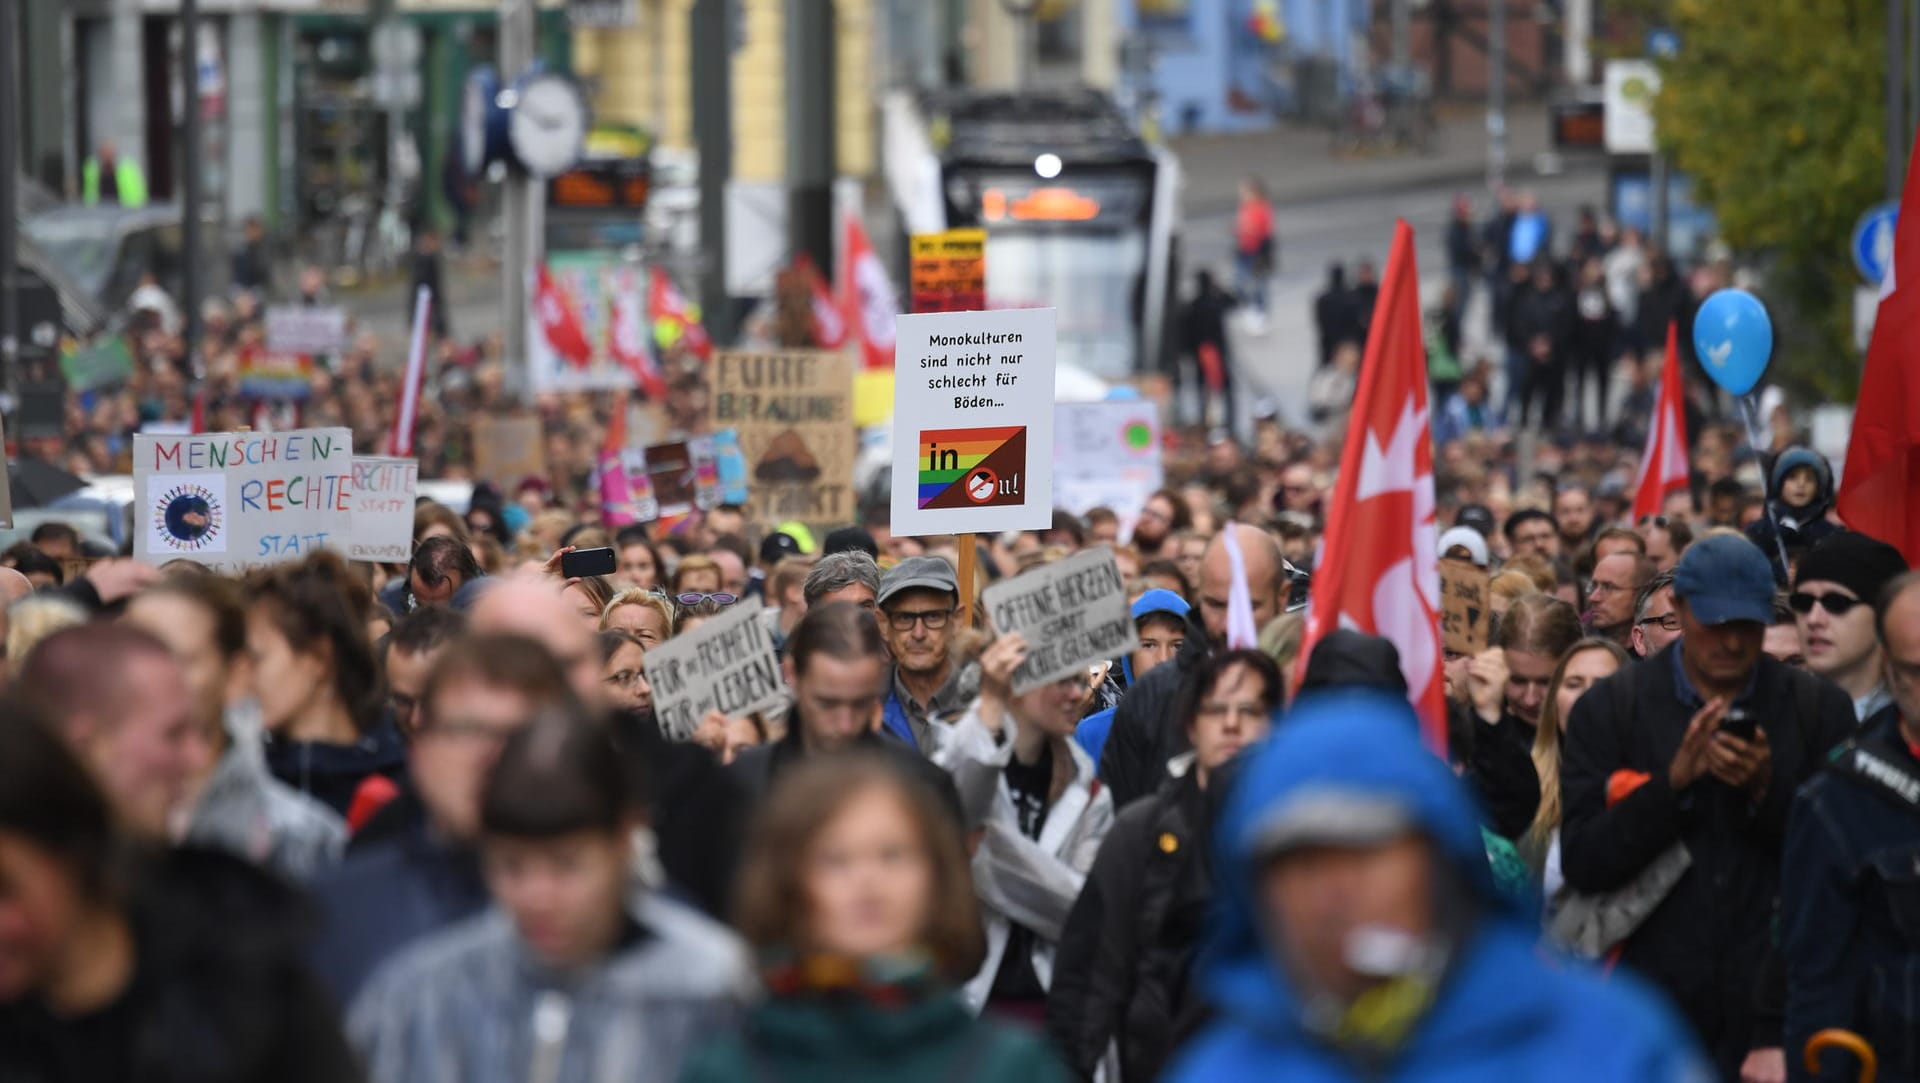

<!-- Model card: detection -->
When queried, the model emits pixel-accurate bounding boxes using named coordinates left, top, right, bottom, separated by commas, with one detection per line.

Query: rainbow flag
left=916, top=425, right=1026, bottom=511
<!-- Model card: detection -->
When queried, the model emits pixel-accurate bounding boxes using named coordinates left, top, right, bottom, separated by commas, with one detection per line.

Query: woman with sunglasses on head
left=679, top=754, right=1069, bottom=1083
left=602, top=588, right=676, bottom=648
left=925, top=631, right=1115, bottom=1023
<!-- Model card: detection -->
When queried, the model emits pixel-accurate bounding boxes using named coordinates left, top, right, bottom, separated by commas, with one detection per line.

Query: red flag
left=535, top=263, right=594, bottom=369
left=648, top=267, right=713, bottom=361
left=1297, top=220, right=1447, bottom=751
left=1839, top=152, right=1920, bottom=563
left=842, top=216, right=898, bottom=369
left=795, top=252, right=848, bottom=349
left=608, top=288, right=666, bottom=399
left=389, top=285, right=433, bottom=456
left=190, top=385, right=207, bottom=435
left=1631, top=323, right=1691, bottom=523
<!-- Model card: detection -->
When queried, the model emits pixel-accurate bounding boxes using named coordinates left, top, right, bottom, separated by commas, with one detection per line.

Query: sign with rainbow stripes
left=891, top=308, right=1056, bottom=536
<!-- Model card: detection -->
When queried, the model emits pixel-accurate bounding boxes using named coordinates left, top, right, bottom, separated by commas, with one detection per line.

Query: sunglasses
left=1788, top=591, right=1862, bottom=617
left=676, top=592, right=739, bottom=607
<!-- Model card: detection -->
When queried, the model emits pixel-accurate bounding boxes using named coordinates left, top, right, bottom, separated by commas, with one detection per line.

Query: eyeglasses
left=1637, top=515, right=1673, bottom=528
left=676, top=592, right=739, bottom=607
left=1788, top=591, right=1863, bottom=617
left=1636, top=614, right=1681, bottom=631
left=604, top=669, right=647, bottom=689
left=885, top=607, right=954, bottom=632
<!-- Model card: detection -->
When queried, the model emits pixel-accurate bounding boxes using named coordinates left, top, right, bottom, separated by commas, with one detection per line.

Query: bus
left=883, top=87, right=1180, bottom=381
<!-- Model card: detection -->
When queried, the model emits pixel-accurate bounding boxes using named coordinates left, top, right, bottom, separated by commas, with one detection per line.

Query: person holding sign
left=925, top=632, right=1115, bottom=1021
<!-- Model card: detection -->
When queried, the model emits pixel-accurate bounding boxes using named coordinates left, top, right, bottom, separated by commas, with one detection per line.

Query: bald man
left=467, top=577, right=603, bottom=708
left=1099, top=524, right=1288, bottom=806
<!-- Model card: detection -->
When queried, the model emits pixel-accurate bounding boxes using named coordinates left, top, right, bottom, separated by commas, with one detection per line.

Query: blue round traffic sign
left=1853, top=202, right=1898, bottom=286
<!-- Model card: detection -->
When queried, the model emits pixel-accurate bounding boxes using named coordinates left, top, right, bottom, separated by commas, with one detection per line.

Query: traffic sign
left=1852, top=202, right=1898, bottom=287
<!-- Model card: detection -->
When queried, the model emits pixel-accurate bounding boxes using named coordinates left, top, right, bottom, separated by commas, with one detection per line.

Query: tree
left=1648, top=0, right=1886, bottom=401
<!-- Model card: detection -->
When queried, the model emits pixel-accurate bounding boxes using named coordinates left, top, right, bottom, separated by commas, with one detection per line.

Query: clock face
left=508, top=75, right=587, bottom=178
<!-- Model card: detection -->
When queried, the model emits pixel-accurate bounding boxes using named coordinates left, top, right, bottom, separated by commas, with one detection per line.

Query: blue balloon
left=1691, top=289, right=1773, bottom=396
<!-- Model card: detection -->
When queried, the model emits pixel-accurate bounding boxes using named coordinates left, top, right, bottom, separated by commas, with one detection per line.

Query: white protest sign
left=890, top=308, right=1056, bottom=537
left=348, top=456, right=418, bottom=563
left=133, top=428, right=353, bottom=572
left=265, top=305, right=350, bottom=356
left=641, top=597, right=787, bottom=740
left=1054, top=401, right=1163, bottom=539
left=982, top=545, right=1138, bottom=694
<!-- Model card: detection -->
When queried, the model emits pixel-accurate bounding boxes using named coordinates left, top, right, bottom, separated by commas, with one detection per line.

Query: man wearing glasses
left=1586, top=551, right=1653, bottom=650
left=877, top=556, right=980, bottom=752
left=1789, top=531, right=1909, bottom=723
left=1630, top=571, right=1681, bottom=660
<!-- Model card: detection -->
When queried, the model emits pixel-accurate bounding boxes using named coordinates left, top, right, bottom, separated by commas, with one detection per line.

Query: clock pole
left=501, top=0, right=537, bottom=388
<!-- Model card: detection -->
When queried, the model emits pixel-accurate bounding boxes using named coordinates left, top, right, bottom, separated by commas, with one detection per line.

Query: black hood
left=1299, top=628, right=1407, bottom=694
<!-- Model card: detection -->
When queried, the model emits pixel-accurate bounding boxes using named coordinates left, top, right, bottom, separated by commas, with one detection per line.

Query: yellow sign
left=910, top=228, right=986, bottom=313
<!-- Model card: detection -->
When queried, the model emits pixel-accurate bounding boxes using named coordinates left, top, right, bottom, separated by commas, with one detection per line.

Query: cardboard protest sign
left=707, top=350, right=855, bottom=531
left=1440, top=560, right=1492, bottom=656
left=982, top=546, right=1138, bottom=694
left=265, top=305, right=349, bottom=357
left=910, top=228, right=986, bottom=313
left=890, top=309, right=1056, bottom=537
left=348, top=457, right=418, bottom=563
left=133, top=428, right=353, bottom=571
left=641, top=597, right=787, bottom=740
left=1054, top=401, right=1163, bottom=539
left=645, top=440, right=696, bottom=519
left=470, top=416, right=547, bottom=488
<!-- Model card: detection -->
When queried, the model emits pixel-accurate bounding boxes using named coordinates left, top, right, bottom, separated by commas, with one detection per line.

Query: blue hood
left=1768, top=446, right=1833, bottom=509
left=1122, top=588, right=1192, bottom=684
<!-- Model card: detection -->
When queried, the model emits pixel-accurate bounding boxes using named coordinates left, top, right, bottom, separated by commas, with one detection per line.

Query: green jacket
left=82, top=156, right=149, bottom=208
left=679, top=986, right=1069, bottom=1083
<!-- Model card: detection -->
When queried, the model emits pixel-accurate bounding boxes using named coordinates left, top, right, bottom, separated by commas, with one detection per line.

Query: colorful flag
left=649, top=266, right=713, bottom=362
left=389, top=285, right=433, bottom=456
left=1839, top=142, right=1920, bottom=563
left=842, top=216, right=899, bottom=370
left=1297, top=220, right=1447, bottom=752
left=535, top=263, right=594, bottom=369
left=1631, top=322, right=1691, bottom=524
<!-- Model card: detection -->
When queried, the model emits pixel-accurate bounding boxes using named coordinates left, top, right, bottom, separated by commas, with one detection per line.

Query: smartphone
left=560, top=547, right=617, bottom=579
left=1720, top=707, right=1758, bottom=741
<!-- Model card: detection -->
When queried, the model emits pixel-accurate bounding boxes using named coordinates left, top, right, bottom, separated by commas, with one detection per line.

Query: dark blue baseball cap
left=1672, top=534, right=1775, bottom=626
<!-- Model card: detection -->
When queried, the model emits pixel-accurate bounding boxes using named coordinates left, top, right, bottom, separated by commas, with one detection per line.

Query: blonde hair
left=7, top=595, right=89, bottom=677
left=1526, top=637, right=1632, bottom=857
left=600, top=588, right=677, bottom=637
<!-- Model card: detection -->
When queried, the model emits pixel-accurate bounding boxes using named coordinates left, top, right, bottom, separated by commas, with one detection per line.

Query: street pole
left=181, top=0, right=204, bottom=375
left=501, top=0, right=534, bottom=378
left=1390, top=0, right=1410, bottom=74
left=1487, top=0, right=1507, bottom=190
left=1891, top=0, right=1906, bottom=200
left=0, top=0, right=19, bottom=398
left=691, top=0, right=733, bottom=343
left=785, top=0, right=836, bottom=278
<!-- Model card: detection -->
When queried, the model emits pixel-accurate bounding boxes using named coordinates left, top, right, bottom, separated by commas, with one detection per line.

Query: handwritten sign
left=265, top=305, right=349, bottom=357
left=1055, top=401, right=1163, bottom=540
left=641, top=597, right=787, bottom=740
left=910, top=228, right=986, bottom=313
left=707, top=350, right=855, bottom=532
left=348, top=456, right=418, bottom=563
left=470, top=415, right=547, bottom=488
left=133, top=428, right=353, bottom=571
left=1440, top=560, right=1492, bottom=656
left=982, top=546, right=1138, bottom=694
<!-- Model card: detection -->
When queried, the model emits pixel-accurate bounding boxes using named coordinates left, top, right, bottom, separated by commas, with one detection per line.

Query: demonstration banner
left=708, top=350, right=855, bottom=532
left=982, top=546, right=1137, bottom=694
left=265, top=305, right=350, bottom=357
left=527, top=252, right=645, bottom=393
left=1054, top=401, right=1163, bottom=539
left=348, top=456, right=418, bottom=563
left=470, top=416, right=548, bottom=488
left=237, top=347, right=316, bottom=401
left=641, top=597, right=787, bottom=740
left=890, top=308, right=1056, bottom=537
left=133, top=428, right=353, bottom=571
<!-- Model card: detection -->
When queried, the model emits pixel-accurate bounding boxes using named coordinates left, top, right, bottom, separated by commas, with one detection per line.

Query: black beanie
left=1793, top=530, right=1909, bottom=602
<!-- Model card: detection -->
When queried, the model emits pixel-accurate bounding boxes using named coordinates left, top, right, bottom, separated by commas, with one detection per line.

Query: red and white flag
left=648, top=266, right=713, bottom=361
left=1630, top=322, right=1690, bottom=524
left=1297, top=220, right=1447, bottom=752
left=388, top=285, right=433, bottom=456
left=535, top=263, right=594, bottom=369
left=1839, top=140, right=1920, bottom=564
left=841, top=217, right=898, bottom=369
left=608, top=288, right=666, bottom=400
left=796, top=252, right=848, bottom=349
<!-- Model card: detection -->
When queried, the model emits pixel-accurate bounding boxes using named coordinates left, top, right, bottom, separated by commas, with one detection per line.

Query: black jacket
left=0, top=847, right=358, bottom=1083
left=1560, top=645, right=1854, bottom=1074
left=1098, top=613, right=1212, bottom=809
left=612, top=707, right=749, bottom=919
left=1458, top=702, right=1542, bottom=841
left=1047, top=772, right=1213, bottom=1083
left=1782, top=705, right=1920, bottom=1083
left=730, top=723, right=965, bottom=830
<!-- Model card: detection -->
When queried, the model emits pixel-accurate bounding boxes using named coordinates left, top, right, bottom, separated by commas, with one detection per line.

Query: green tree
left=1649, top=0, right=1886, bottom=401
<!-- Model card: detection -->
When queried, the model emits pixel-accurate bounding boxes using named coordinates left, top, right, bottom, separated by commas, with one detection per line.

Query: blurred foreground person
left=0, top=706, right=359, bottom=1083
left=680, top=753, right=1069, bottom=1083
left=1166, top=690, right=1708, bottom=1083
left=350, top=707, right=750, bottom=1083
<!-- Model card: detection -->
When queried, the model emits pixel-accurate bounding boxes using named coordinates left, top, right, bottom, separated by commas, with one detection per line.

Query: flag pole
left=958, top=533, right=977, bottom=628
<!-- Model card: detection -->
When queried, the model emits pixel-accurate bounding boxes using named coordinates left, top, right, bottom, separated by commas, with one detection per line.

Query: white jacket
left=927, top=700, right=1115, bottom=1014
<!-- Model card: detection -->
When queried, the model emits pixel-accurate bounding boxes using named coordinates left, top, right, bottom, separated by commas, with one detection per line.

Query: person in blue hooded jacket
left=1075, top=589, right=1191, bottom=764
left=1166, top=690, right=1710, bottom=1083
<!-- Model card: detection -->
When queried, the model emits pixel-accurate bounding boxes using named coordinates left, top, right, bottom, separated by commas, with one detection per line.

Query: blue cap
left=1131, top=588, right=1191, bottom=622
left=1672, top=534, right=1774, bottom=626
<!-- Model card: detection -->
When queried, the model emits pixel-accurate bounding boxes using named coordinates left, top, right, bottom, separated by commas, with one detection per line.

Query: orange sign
left=910, top=229, right=986, bottom=313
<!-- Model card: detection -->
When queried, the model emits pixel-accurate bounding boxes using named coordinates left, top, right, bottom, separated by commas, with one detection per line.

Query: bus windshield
left=983, top=227, right=1145, bottom=380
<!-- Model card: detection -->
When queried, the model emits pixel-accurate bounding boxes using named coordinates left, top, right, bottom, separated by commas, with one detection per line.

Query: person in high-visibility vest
left=81, top=140, right=149, bottom=208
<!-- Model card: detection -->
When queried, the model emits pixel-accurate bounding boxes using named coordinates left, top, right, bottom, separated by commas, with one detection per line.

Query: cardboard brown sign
left=1440, top=560, right=1491, bottom=656
left=470, top=416, right=548, bottom=489
left=707, top=350, right=855, bottom=531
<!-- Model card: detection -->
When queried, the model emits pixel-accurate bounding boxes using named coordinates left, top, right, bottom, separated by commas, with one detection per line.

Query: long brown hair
left=1527, top=637, right=1631, bottom=854
left=732, top=752, right=984, bottom=982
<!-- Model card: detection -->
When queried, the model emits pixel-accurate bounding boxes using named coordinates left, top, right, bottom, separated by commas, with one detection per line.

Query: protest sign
left=265, top=305, right=349, bottom=357
left=1440, top=560, right=1492, bottom=655
left=710, top=429, right=750, bottom=505
left=1054, top=401, right=1163, bottom=538
left=348, top=456, right=418, bottom=563
left=470, top=415, right=547, bottom=488
left=982, top=546, right=1138, bottom=694
left=708, top=350, right=856, bottom=531
left=910, top=228, right=986, bottom=313
left=527, top=252, right=643, bottom=392
left=237, top=347, right=315, bottom=401
left=689, top=435, right=722, bottom=510
left=641, top=597, right=787, bottom=740
left=133, top=428, right=353, bottom=571
left=645, top=440, right=697, bottom=519
left=890, top=308, right=1056, bottom=537
left=60, top=336, right=135, bottom=390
